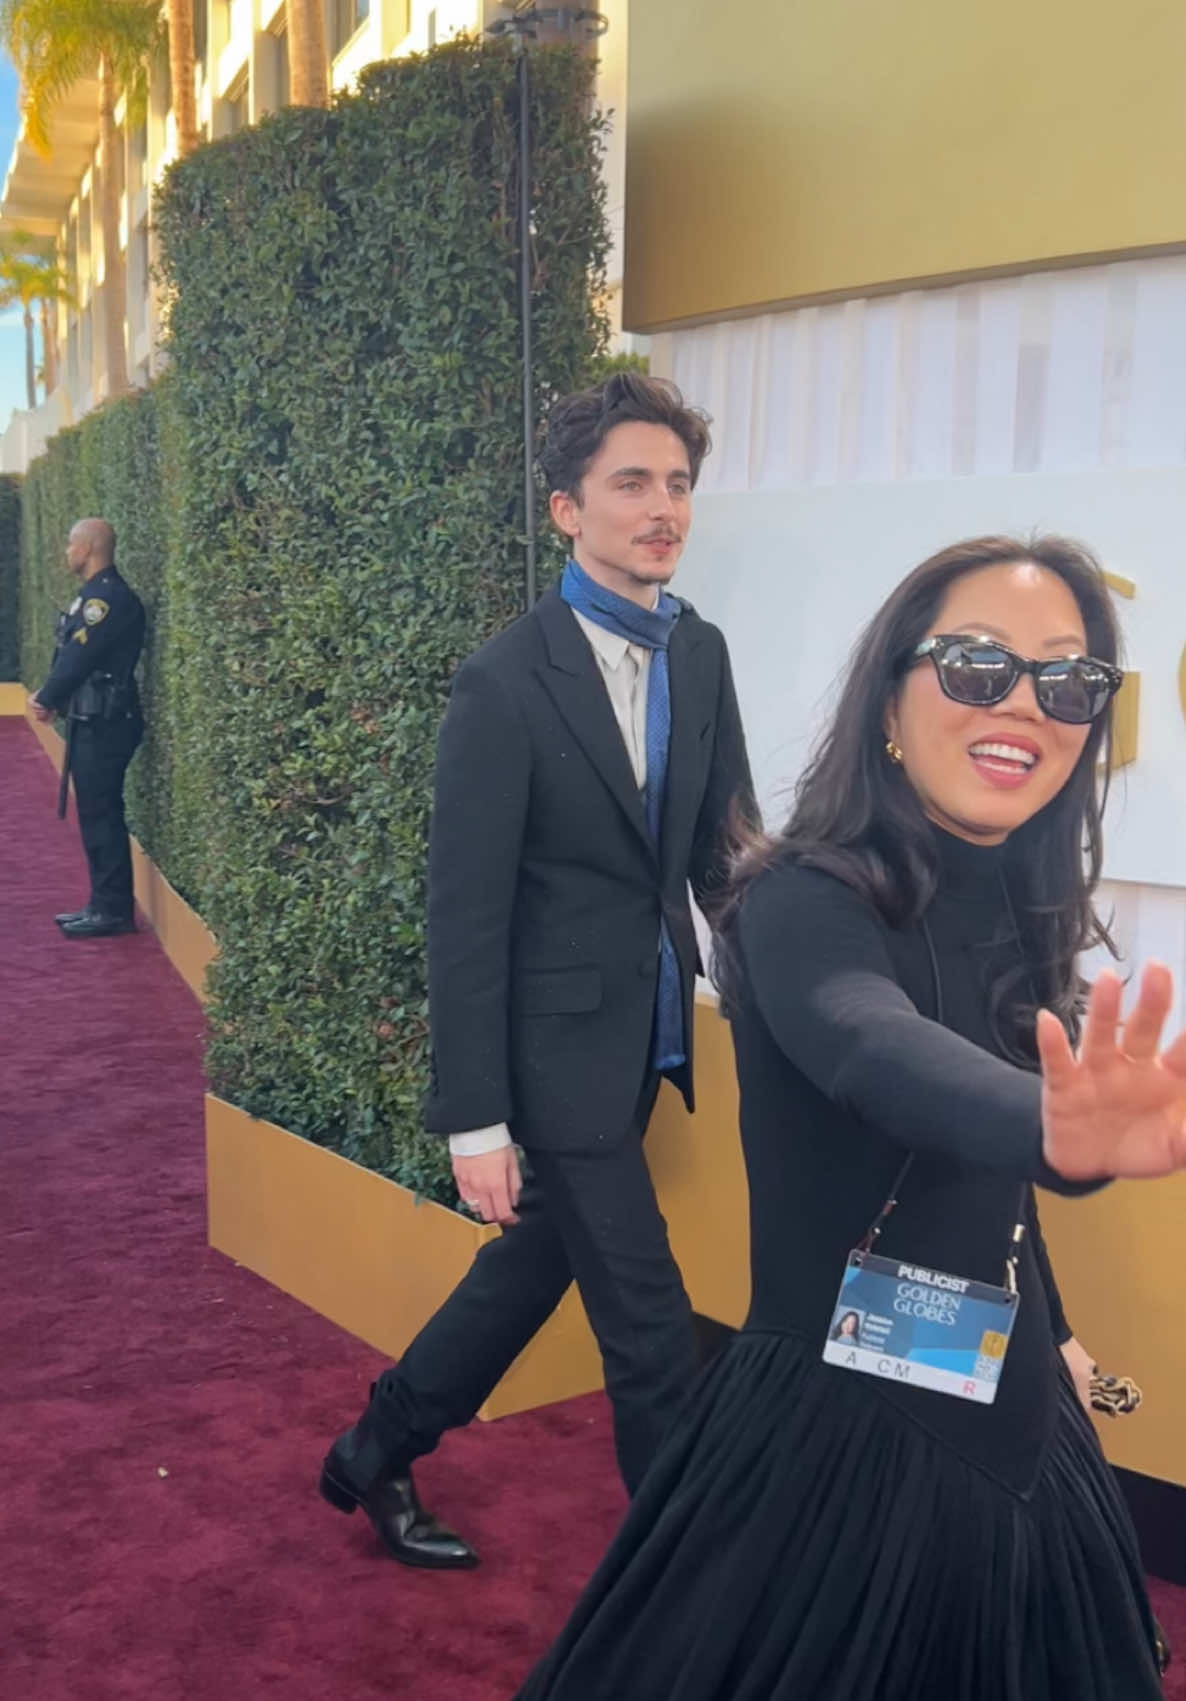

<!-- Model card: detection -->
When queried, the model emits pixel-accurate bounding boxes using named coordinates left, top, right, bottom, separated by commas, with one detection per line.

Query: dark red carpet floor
left=1, top=714, right=1183, bottom=1700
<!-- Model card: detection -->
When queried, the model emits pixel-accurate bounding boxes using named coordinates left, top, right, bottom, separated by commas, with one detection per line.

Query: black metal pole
left=492, top=7, right=609, bottom=608
left=516, top=40, right=537, bottom=611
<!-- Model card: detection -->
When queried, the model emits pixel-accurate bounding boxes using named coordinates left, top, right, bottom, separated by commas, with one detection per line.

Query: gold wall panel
left=1040, top=1176, right=1186, bottom=1488
left=205, top=1007, right=750, bottom=1427
left=625, top=0, right=1186, bottom=331
left=23, top=711, right=218, bottom=1001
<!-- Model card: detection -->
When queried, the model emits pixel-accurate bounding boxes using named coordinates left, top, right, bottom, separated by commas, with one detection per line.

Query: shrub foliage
left=21, top=39, right=607, bottom=1201
left=0, top=473, right=20, bottom=680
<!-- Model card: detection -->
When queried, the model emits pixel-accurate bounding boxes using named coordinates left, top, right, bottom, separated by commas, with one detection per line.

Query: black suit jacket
left=423, top=586, right=754, bottom=1153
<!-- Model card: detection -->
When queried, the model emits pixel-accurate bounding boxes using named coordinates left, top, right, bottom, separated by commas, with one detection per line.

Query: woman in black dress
left=515, top=534, right=1185, bottom=1701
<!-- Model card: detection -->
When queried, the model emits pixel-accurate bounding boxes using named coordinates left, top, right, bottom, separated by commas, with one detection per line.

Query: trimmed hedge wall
left=0, top=474, right=21, bottom=680
left=18, top=39, right=604, bottom=1203
left=158, top=42, right=606, bottom=1195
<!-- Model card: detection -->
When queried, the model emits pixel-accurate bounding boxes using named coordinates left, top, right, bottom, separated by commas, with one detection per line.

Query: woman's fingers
left=1036, top=1007, right=1076, bottom=1087
left=1078, top=971, right=1124, bottom=1068
left=1120, top=962, right=1173, bottom=1063
left=1157, top=1023, right=1186, bottom=1082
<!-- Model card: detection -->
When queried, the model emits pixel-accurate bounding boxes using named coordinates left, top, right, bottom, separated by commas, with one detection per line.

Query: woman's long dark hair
left=716, top=535, right=1121, bottom=1061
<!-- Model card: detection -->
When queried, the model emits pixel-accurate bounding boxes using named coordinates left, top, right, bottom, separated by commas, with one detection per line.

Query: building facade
left=0, top=0, right=631, bottom=468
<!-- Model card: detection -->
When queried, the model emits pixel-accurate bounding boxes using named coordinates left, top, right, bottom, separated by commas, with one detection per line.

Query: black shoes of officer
left=58, top=911, right=136, bottom=938
left=319, top=1411, right=478, bottom=1570
left=54, top=907, right=91, bottom=926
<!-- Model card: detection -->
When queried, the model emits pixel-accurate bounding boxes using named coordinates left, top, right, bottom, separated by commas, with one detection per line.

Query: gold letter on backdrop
left=1104, top=572, right=1138, bottom=770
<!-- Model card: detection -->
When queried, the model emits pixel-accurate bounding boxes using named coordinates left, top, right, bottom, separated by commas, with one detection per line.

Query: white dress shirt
left=449, top=607, right=653, bottom=1159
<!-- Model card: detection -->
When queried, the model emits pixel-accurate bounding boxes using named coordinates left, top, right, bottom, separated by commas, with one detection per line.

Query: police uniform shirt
left=36, top=565, right=146, bottom=714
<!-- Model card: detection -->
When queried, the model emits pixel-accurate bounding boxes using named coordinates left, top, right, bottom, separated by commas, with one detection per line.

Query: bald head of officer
left=65, top=518, right=117, bottom=582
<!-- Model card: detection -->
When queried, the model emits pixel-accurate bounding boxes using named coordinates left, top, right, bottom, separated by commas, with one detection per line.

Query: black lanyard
left=857, top=873, right=1031, bottom=1295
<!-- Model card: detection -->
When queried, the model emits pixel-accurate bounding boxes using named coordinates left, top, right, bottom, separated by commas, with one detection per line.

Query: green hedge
left=126, top=39, right=602, bottom=1199
left=0, top=474, right=21, bottom=680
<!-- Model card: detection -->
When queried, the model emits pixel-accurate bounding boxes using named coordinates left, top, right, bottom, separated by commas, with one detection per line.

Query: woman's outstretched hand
left=1038, top=964, right=1186, bottom=1181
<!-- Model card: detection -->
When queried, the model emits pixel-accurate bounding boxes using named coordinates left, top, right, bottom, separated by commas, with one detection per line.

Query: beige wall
left=625, top=0, right=1186, bottom=331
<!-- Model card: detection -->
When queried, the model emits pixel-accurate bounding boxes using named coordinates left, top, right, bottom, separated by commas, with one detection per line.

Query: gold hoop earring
left=885, top=739, right=904, bottom=765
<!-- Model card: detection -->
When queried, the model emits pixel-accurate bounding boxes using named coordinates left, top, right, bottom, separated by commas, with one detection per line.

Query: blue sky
left=0, top=55, right=35, bottom=426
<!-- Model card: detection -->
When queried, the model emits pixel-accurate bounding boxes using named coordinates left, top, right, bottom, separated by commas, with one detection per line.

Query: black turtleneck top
left=731, top=828, right=1101, bottom=1492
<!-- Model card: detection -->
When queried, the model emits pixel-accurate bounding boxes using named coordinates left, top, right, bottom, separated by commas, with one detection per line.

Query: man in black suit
left=321, top=373, right=753, bottom=1567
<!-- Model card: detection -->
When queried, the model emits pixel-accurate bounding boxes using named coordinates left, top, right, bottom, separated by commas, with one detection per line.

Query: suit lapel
left=660, top=612, right=710, bottom=873
left=533, top=590, right=656, bottom=862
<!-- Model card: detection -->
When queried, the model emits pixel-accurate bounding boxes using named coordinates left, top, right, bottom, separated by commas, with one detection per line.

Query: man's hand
left=452, top=1145, right=523, bottom=1226
left=26, top=696, right=51, bottom=724
left=1059, top=1336, right=1096, bottom=1414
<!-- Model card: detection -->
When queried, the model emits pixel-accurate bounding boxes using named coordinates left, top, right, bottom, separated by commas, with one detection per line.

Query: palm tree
left=0, top=240, right=76, bottom=407
left=39, top=294, right=59, bottom=391
left=165, top=0, right=199, bottom=157
left=288, top=0, right=329, bottom=108
left=1, top=0, right=164, bottom=399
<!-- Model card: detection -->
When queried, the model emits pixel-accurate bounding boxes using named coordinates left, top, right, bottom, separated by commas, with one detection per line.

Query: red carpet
left=0, top=712, right=1182, bottom=1700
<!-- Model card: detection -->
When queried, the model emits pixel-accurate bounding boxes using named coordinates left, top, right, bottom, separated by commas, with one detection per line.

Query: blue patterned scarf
left=560, top=558, right=685, bottom=1074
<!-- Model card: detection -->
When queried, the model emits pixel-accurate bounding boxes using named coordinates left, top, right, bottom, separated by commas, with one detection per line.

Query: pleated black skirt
left=515, top=1330, right=1163, bottom=1701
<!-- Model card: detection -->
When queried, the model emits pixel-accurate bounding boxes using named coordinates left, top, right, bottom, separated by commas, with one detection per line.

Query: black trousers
left=371, top=1076, right=698, bottom=1494
left=70, top=717, right=142, bottom=919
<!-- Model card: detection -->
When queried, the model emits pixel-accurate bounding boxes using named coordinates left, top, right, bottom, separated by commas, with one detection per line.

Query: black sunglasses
left=910, top=635, right=1123, bottom=726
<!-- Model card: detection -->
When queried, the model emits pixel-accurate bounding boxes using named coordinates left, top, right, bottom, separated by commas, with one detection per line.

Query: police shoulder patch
left=82, top=598, right=109, bottom=625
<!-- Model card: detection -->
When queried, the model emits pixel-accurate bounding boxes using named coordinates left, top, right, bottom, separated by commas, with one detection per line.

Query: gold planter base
left=204, top=994, right=750, bottom=1422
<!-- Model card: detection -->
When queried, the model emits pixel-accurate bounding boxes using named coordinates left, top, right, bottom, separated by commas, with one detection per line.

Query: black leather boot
left=319, top=1393, right=477, bottom=1570
left=54, top=907, right=92, bottom=926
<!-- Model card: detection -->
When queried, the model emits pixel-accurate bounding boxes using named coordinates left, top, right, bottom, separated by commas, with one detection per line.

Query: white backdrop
left=654, top=256, right=1186, bottom=1016
left=672, top=469, right=1186, bottom=890
left=651, top=256, right=1186, bottom=495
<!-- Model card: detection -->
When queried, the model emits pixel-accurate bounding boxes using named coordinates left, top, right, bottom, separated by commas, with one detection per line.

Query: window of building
left=224, top=79, right=248, bottom=134
left=193, top=0, right=209, bottom=65
left=128, top=121, right=148, bottom=198
left=78, top=195, right=92, bottom=282
left=66, top=313, right=79, bottom=393
left=112, top=128, right=125, bottom=205
left=127, top=219, right=150, bottom=344
left=330, top=0, right=370, bottom=57
left=277, top=26, right=290, bottom=107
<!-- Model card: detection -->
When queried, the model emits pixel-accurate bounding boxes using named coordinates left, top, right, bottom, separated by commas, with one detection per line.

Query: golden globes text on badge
left=893, top=1264, right=968, bottom=1326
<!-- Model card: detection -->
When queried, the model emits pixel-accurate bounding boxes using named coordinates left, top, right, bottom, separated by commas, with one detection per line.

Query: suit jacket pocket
left=518, top=967, right=602, bottom=1015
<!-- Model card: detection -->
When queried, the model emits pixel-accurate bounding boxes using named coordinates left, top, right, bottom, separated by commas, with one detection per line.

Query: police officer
left=28, top=518, right=146, bottom=938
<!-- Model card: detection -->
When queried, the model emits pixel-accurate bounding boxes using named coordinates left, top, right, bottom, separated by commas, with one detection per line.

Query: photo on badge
left=827, top=1305, right=865, bottom=1348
